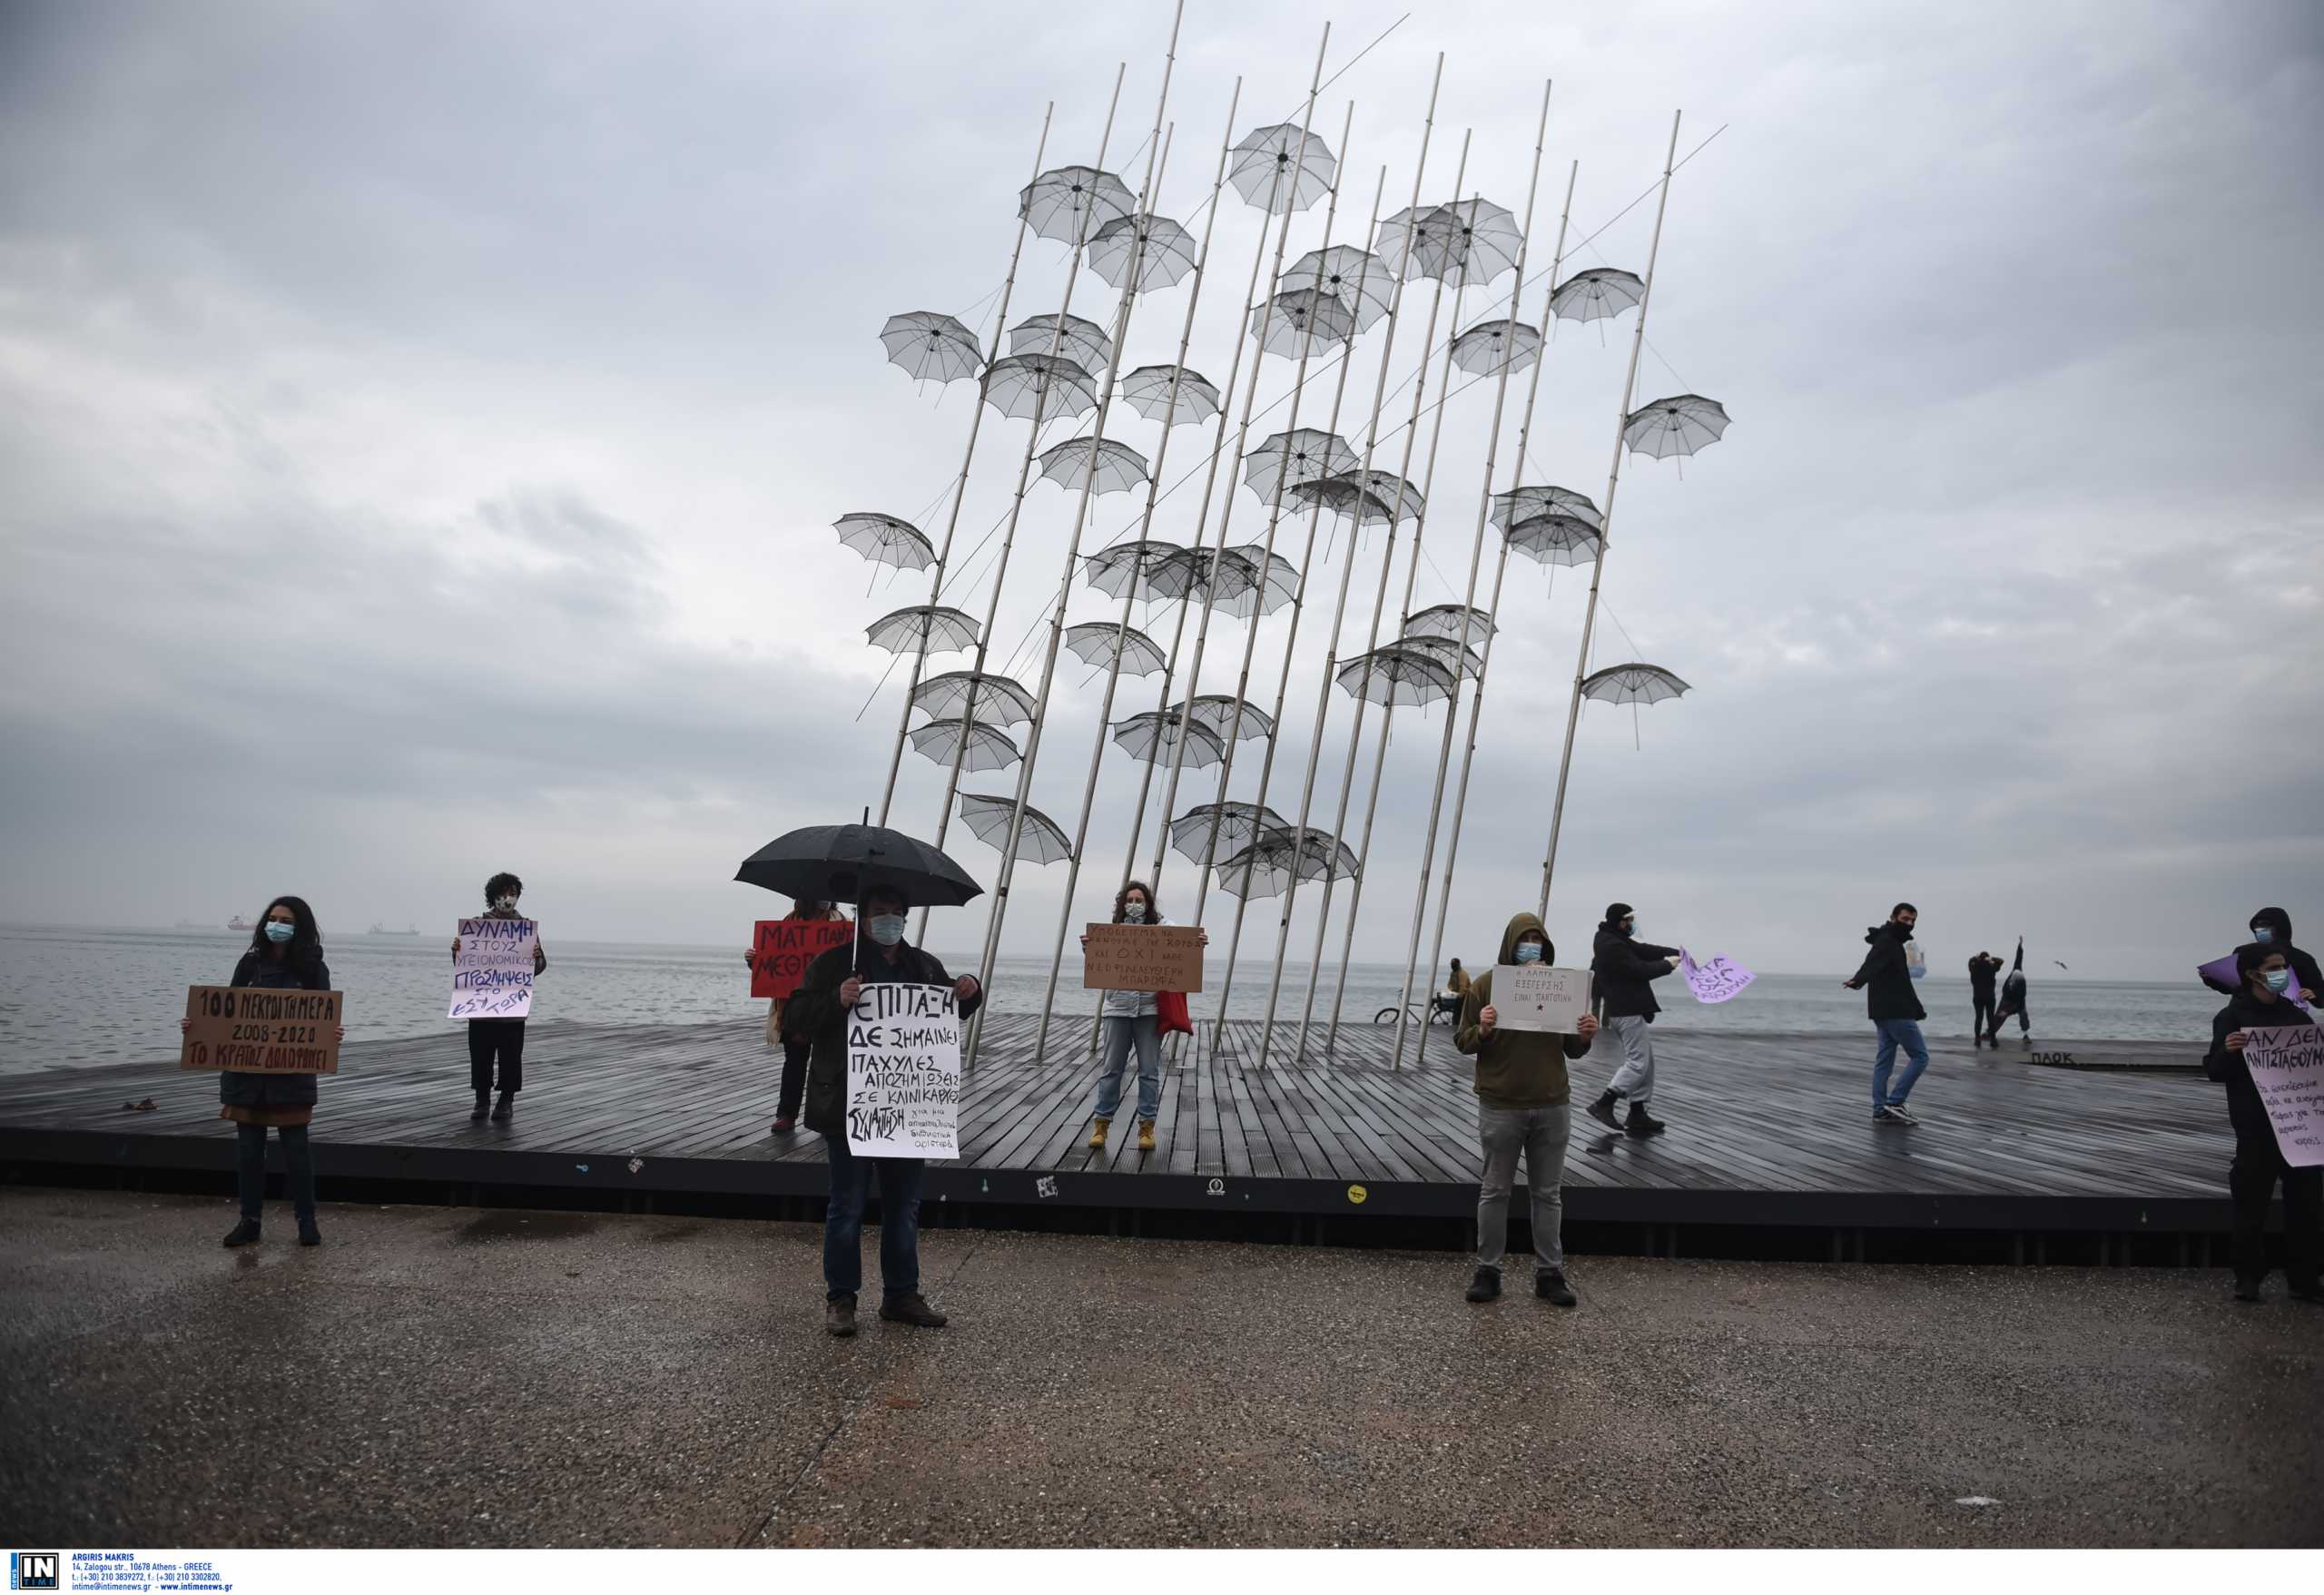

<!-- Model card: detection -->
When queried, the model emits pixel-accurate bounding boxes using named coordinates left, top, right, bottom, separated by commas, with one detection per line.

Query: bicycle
left=1373, top=999, right=1459, bottom=1027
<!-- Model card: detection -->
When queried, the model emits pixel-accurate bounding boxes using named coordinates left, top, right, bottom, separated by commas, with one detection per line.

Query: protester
left=1081, top=881, right=1206, bottom=1154
left=1435, top=958, right=1473, bottom=1021
left=450, top=871, right=547, bottom=1122
left=181, top=896, right=346, bottom=1248
left=2200, top=909, right=2321, bottom=1003
left=745, top=897, right=844, bottom=1136
left=1455, top=912, right=1600, bottom=1308
left=1585, top=901, right=1682, bottom=1137
left=1844, top=901, right=1930, bottom=1126
left=1968, top=950, right=2004, bottom=1047
left=787, top=883, right=982, bottom=1337
left=2203, top=941, right=2321, bottom=1304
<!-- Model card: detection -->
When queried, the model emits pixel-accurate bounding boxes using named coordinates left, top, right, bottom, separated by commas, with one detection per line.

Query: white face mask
left=1123, top=901, right=1147, bottom=923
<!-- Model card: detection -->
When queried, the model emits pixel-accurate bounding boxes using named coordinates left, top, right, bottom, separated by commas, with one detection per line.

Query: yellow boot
left=1138, top=1120, right=1157, bottom=1152
left=1088, top=1116, right=1110, bottom=1150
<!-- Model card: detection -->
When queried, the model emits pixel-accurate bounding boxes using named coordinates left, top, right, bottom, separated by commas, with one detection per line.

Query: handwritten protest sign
left=1492, top=964, right=1591, bottom=1033
left=752, top=919, right=855, bottom=999
left=449, top=917, right=537, bottom=1020
left=1679, top=947, right=1757, bottom=1004
left=2241, top=1025, right=2324, bottom=1167
left=2200, top=952, right=2310, bottom=1009
left=180, top=985, right=342, bottom=1075
left=1081, top=923, right=1206, bottom=992
left=845, top=982, right=962, bottom=1158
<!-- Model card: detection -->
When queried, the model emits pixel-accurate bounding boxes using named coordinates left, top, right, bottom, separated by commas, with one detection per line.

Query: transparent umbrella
left=1019, top=165, right=1137, bottom=246
left=1449, top=318, right=1542, bottom=376
left=1119, top=364, right=1222, bottom=427
left=956, top=793, right=1073, bottom=865
left=1009, top=312, right=1114, bottom=373
left=1289, top=468, right=1425, bottom=527
left=1171, top=694, right=1275, bottom=743
left=1250, top=287, right=1356, bottom=358
left=911, top=670, right=1036, bottom=727
left=1112, top=711, right=1227, bottom=768
left=1283, top=243, right=1393, bottom=333
left=1335, top=646, right=1458, bottom=709
left=868, top=605, right=980, bottom=656
left=879, top=311, right=983, bottom=384
left=1402, top=197, right=1525, bottom=286
left=1550, top=267, right=1646, bottom=324
left=909, top=716, right=1022, bottom=773
left=1036, top=437, right=1150, bottom=497
left=832, top=512, right=935, bottom=573
left=1064, top=622, right=1168, bottom=677
left=1088, top=212, right=1198, bottom=293
left=1581, top=662, right=1691, bottom=750
left=1490, top=484, right=1600, bottom=532
left=1623, top=394, right=1732, bottom=459
left=1229, top=123, right=1338, bottom=214
left=981, top=353, right=1097, bottom=425
left=1145, top=546, right=1262, bottom=610
left=1393, top=633, right=1483, bottom=681
left=1214, top=825, right=1358, bottom=901
left=1220, top=545, right=1300, bottom=619
left=1403, top=603, right=1497, bottom=644
left=1082, top=538, right=1185, bottom=601
left=1507, top=513, right=1602, bottom=567
left=1168, top=801, right=1286, bottom=863
left=1243, top=428, right=1359, bottom=506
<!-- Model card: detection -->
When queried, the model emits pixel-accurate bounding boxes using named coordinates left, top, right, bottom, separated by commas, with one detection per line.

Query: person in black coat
left=2200, top=908, right=2321, bottom=1006
left=1844, top=901, right=1930, bottom=1126
left=1967, top=951, right=2003, bottom=1048
left=180, top=896, right=345, bottom=1249
left=783, top=884, right=982, bottom=1339
left=1583, top=902, right=1681, bottom=1137
left=451, top=871, right=548, bottom=1123
left=2203, top=940, right=2321, bottom=1304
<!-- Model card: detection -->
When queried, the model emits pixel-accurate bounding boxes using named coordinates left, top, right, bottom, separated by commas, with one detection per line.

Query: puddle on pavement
left=452, top=1211, right=603, bottom=1245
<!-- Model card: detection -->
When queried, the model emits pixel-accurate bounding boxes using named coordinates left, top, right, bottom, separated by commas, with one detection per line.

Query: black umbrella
left=733, top=822, right=983, bottom=909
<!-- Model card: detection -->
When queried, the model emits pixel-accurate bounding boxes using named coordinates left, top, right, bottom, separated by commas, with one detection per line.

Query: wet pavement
left=2, top=1188, right=2317, bottom=1548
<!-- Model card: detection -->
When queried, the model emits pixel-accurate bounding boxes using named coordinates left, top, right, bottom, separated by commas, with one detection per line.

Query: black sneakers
left=1535, top=1270, right=1578, bottom=1308
left=880, top=1293, right=950, bottom=1329
left=298, top=1218, right=322, bottom=1247
left=222, top=1219, right=261, bottom=1249
left=826, top=1292, right=859, bottom=1337
left=470, top=1094, right=489, bottom=1121
left=1624, top=1104, right=1667, bottom=1137
left=1585, top=1091, right=1622, bottom=1131
left=1465, top=1265, right=1502, bottom=1303
left=490, top=1092, right=513, bottom=1122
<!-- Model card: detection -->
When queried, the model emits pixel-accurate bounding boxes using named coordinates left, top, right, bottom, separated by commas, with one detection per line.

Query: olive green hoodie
left=1455, top=911, right=1595, bottom=1108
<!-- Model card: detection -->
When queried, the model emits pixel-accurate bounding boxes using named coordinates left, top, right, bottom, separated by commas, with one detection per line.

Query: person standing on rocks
left=1584, top=902, right=1682, bottom=1137
left=1845, top=902, right=1930, bottom=1126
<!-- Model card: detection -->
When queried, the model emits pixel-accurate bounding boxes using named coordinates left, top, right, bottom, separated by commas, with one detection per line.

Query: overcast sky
left=2, top=0, right=2319, bottom=982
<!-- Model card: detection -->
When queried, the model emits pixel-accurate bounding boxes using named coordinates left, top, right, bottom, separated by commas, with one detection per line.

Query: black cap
left=1606, top=902, right=1633, bottom=921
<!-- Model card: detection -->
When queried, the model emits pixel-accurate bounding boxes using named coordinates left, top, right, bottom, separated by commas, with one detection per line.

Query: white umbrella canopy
left=1036, top=437, right=1150, bottom=497
left=911, top=670, right=1036, bottom=728
left=879, top=311, right=984, bottom=384
left=1064, top=622, right=1168, bottom=678
left=908, top=716, right=1022, bottom=773
left=1623, top=394, right=1732, bottom=460
left=1549, top=267, right=1645, bottom=324
left=1118, top=363, right=1222, bottom=427
left=1111, top=711, right=1226, bottom=769
left=832, top=512, right=935, bottom=573
left=956, top=792, right=1073, bottom=865
left=867, top=606, right=980, bottom=656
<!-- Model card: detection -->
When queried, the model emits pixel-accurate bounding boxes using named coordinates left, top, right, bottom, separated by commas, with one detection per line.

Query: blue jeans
left=1096, top=1013, right=1161, bottom=1120
left=822, top=1136, right=923, bottom=1302
left=1872, top=1019, right=1930, bottom=1111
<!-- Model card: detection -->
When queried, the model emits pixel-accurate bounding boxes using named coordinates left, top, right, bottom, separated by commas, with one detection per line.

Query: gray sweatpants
left=1476, top=1103, right=1571, bottom=1273
left=1607, top=1015, right=1655, bottom=1104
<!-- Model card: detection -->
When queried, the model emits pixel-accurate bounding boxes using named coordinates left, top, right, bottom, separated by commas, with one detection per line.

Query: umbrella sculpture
left=1146, top=546, right=1264, bottom=610
left=1035, top=436, right=1149, bottom=496
left=981, top=353, right=1098, bottom=425
left=734, top=822, right=981, bottom=910
left=1393, top=632, right=1484, bottom=681
left=867, top=605, right=980, bottom=656
left=1248, top=287, right=1356, bottom=358
left=956, top=792, right=1074, bottom=866
left=1372, top=203, right=1459, bottom=275
left=1282, top=243, right=1394, bottom=332
left=1009, top=311, right=1114, bottom=373
left=1019, top=164, right=1137, bottom=246
left=832, top=512, right=936, bottom=573
left=1289, top=468, right=1425, bottom=527
left=1550, top=266, right=1647, bottom=324
left=1334, top=645, right=1457, bottom=709
left=1112, top=710, right=1226, bottom=769
left=878, top=311, right=984, bottom=385
left=1449, top=318, right=1543, bottom=376
left=1403, top=602, right=1498, bottom=643
left=1081, top=538, right=1186, bottom=601
left=1063, top=621, right=1168, bottom=678
left=1118, top=363, right=1222, bottom=426
left=911, top=670, right=1037, bottom=728
left=1506, top=512, right=1603, bottom=567
left=1400, top=197, right=1526, bottom=286
left=1623, top=394, right=1733, bottom=459
left=1173, top=694, right=1275, bottom=742
left=1168, top=801, right=1285, bottom=863
left=1212, top=825, right=1359, bottom=901
left=1242, top=428, right=1359, bottom=505
left=1489, top=483, right=1601, bottom=531
left=1581, top=661, right=1692, bottom=750
left=1088, top=212, right=1199, bottom=294
left=909, top=716, right=1022, bottom=773
left=1228, top=123, right=1338, bottom=213
left=1218, top=545, right=1301, bottom=619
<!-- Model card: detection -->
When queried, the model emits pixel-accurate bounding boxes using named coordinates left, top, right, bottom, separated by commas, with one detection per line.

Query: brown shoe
left=1087, top=1115, right=1110, bottom=1150
left=1138, top=1119, right=1157, bottom=1151
left=879, top=1293, right=949, bottom=1329
left=825, top=1293, right=858, bottom=1337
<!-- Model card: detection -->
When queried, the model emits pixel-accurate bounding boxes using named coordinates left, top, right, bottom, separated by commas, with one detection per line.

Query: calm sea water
left=0, top=923, right=2225, bottom=1074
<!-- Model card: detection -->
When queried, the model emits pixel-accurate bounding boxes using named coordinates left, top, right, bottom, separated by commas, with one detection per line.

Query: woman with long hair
left=1080, top=881, right=1203, bottom=1154
left=451, top=871, right=547, bottom=1121
left=744, top=896, right=844, bottom=1135
left=181, top=895, right=345, bottom=1248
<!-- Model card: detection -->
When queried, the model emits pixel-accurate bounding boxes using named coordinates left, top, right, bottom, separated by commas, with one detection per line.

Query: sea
left=0, top=922, right=2224, bottom=1075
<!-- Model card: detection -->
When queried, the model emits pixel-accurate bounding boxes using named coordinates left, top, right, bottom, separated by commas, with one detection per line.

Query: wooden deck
left=0, top=1013, right=2240, bottom=1244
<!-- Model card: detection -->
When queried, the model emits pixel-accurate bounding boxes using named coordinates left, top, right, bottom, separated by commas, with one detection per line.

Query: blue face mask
left=866, top=914, right=907, bottom=947
left=264, top=921, right=295, bottom=943
left=2264, top=969, right=2292, bottom=993
left=1514, top=942, right=1544, bottom=965
left=2254, top=925, right=2275, bottom=943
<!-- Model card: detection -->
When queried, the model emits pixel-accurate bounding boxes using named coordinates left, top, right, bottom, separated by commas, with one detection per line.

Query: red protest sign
left=751, top=920, right=855, bottom=999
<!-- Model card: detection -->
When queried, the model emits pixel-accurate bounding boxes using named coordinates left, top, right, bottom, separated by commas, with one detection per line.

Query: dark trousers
left=1972, top=992, right=1995, bottom=1039
left=235, top=1123, right=316, bottom=1224
left=467, top=1019, right=527, bottom=1095
left=822, top=1136, right=924, bottom=1302
left=1985, top=1001, right=2028, bottom=1042
left=2228, top=1083, right=2322, bottom=1287
left=778, top=1039, right=810, bottom=1119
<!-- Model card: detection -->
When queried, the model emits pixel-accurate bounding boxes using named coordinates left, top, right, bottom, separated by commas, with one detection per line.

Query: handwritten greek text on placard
left=2243, top=1025, right=2324, bottom=1167
left=1492, top=965, right=1591, bottom=1033
left=752, top=920, right=855, bottom=999
left=845, top=982, right=962, bottom=1158
left=449, top=918, right=537, bottom=1019
left=1081, top=923, right=1206, bottom=993
left=180, top=985, right=343, bottom=1074
left=1679, top=947, right=1757, bottom=1004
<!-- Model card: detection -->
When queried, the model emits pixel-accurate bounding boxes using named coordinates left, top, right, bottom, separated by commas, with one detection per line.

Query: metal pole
left=1538, top=111, right=1682, bottom=919
left=1031, top=81, right=1245, bottom=1059
left=874, top=103, right=1055, bottom=825
left=965, top=5, right=1190, bottom=1058
left=1324, top=158, right=1576, bottom=1054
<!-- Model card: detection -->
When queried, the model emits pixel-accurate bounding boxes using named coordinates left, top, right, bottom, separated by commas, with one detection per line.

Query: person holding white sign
left=450, top=871, right=547, bottom=1122
left=1455, top=911, right=1600, bottom=1309
left=786, top=883, right=982, bottom=1339
left=1584, top=902, right=1683, bottom=1138
left=2204, top=941, right=2320, bottom=1304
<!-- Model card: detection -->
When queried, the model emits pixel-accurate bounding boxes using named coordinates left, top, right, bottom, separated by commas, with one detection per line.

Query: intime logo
left=11, top=1553, right=60, bottom=1591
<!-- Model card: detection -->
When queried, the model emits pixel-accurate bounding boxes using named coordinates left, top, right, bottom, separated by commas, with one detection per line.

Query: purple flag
left=1679, top=947, right=1756, bottom=1004
left=2201, top=951, right=2312, bottom=1009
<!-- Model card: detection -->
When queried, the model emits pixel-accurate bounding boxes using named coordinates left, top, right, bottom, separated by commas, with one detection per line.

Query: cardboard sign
left=1679, top=947, right=1757, bottom=1004
left=2243, top=1025, right=2324, bottom=1167
left=1492, top=964, right=1592, bottom=1033
left=180, top=985, right=342, bottom=1075
left=449, top=917, right=537, bottom=1020
left=1081, top=922, right=1206, bottom=993
left=752, top=919, right=856, bottom=999
left=845, top=982, right=962, bottom=1158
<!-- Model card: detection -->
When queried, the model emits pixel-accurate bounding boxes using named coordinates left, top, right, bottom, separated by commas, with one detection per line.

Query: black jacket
left=1848, top=923, right=1925, bottom=1022
left=1967, top=956, right=2001, bottom=997
left=2204, top=985, right=2313, bottom=1091
left=787, top=936, right=983, bottom=1142
left=1591, top=921, right=1679, bottom=1021
left=219, top=948, right=330, bottom=1110
left=2200, top=909, right=2321, bottom=1001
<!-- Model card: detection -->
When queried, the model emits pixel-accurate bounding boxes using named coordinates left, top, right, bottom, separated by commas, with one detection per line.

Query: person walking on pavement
left=786, top=883, right=982, bottom=1338
left=1845, top=902, right=1930, bottom=1125
left=1455, top=911, right=1600, bottom=1308
left=745, top=897, right=844, bottom=1136
left=1968, top=950, right=2004, bottom=1047
left=2204, top=941, right=2321, bottom=1305
left=452, top=871, right=547, bottom=1122
left=2201, top=908, right=2321, bottom=1004
left=1082, top=881, right=1206, bottom=1154
left=1984, top=938, right=2031, bottom=1046
left=1584, top=902, right=1682, bottom=1137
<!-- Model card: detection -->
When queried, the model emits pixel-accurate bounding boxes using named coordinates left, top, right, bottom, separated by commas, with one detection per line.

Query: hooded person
left=1454, top=911, right=1600, bottom=1308
left=1845, top=901, right=1931, bottom=1125
left=2203, top=940, right=2321, bottom=1304
left=1584, top=901, right=1682, bottom=1137
left=2201, top=909, right=2322, bottom=1005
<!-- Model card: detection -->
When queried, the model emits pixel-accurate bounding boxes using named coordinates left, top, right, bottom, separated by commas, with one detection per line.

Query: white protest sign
left=1679, top=947, right=1757, bottom=1004
left=449, top=917, right=537, bottom=1019
left=1492, top=964, right=1592, bottom=1033
left=845, top=981, right=962, bottom=1158
left=2243, top=1024, right=2324, bottom=1168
